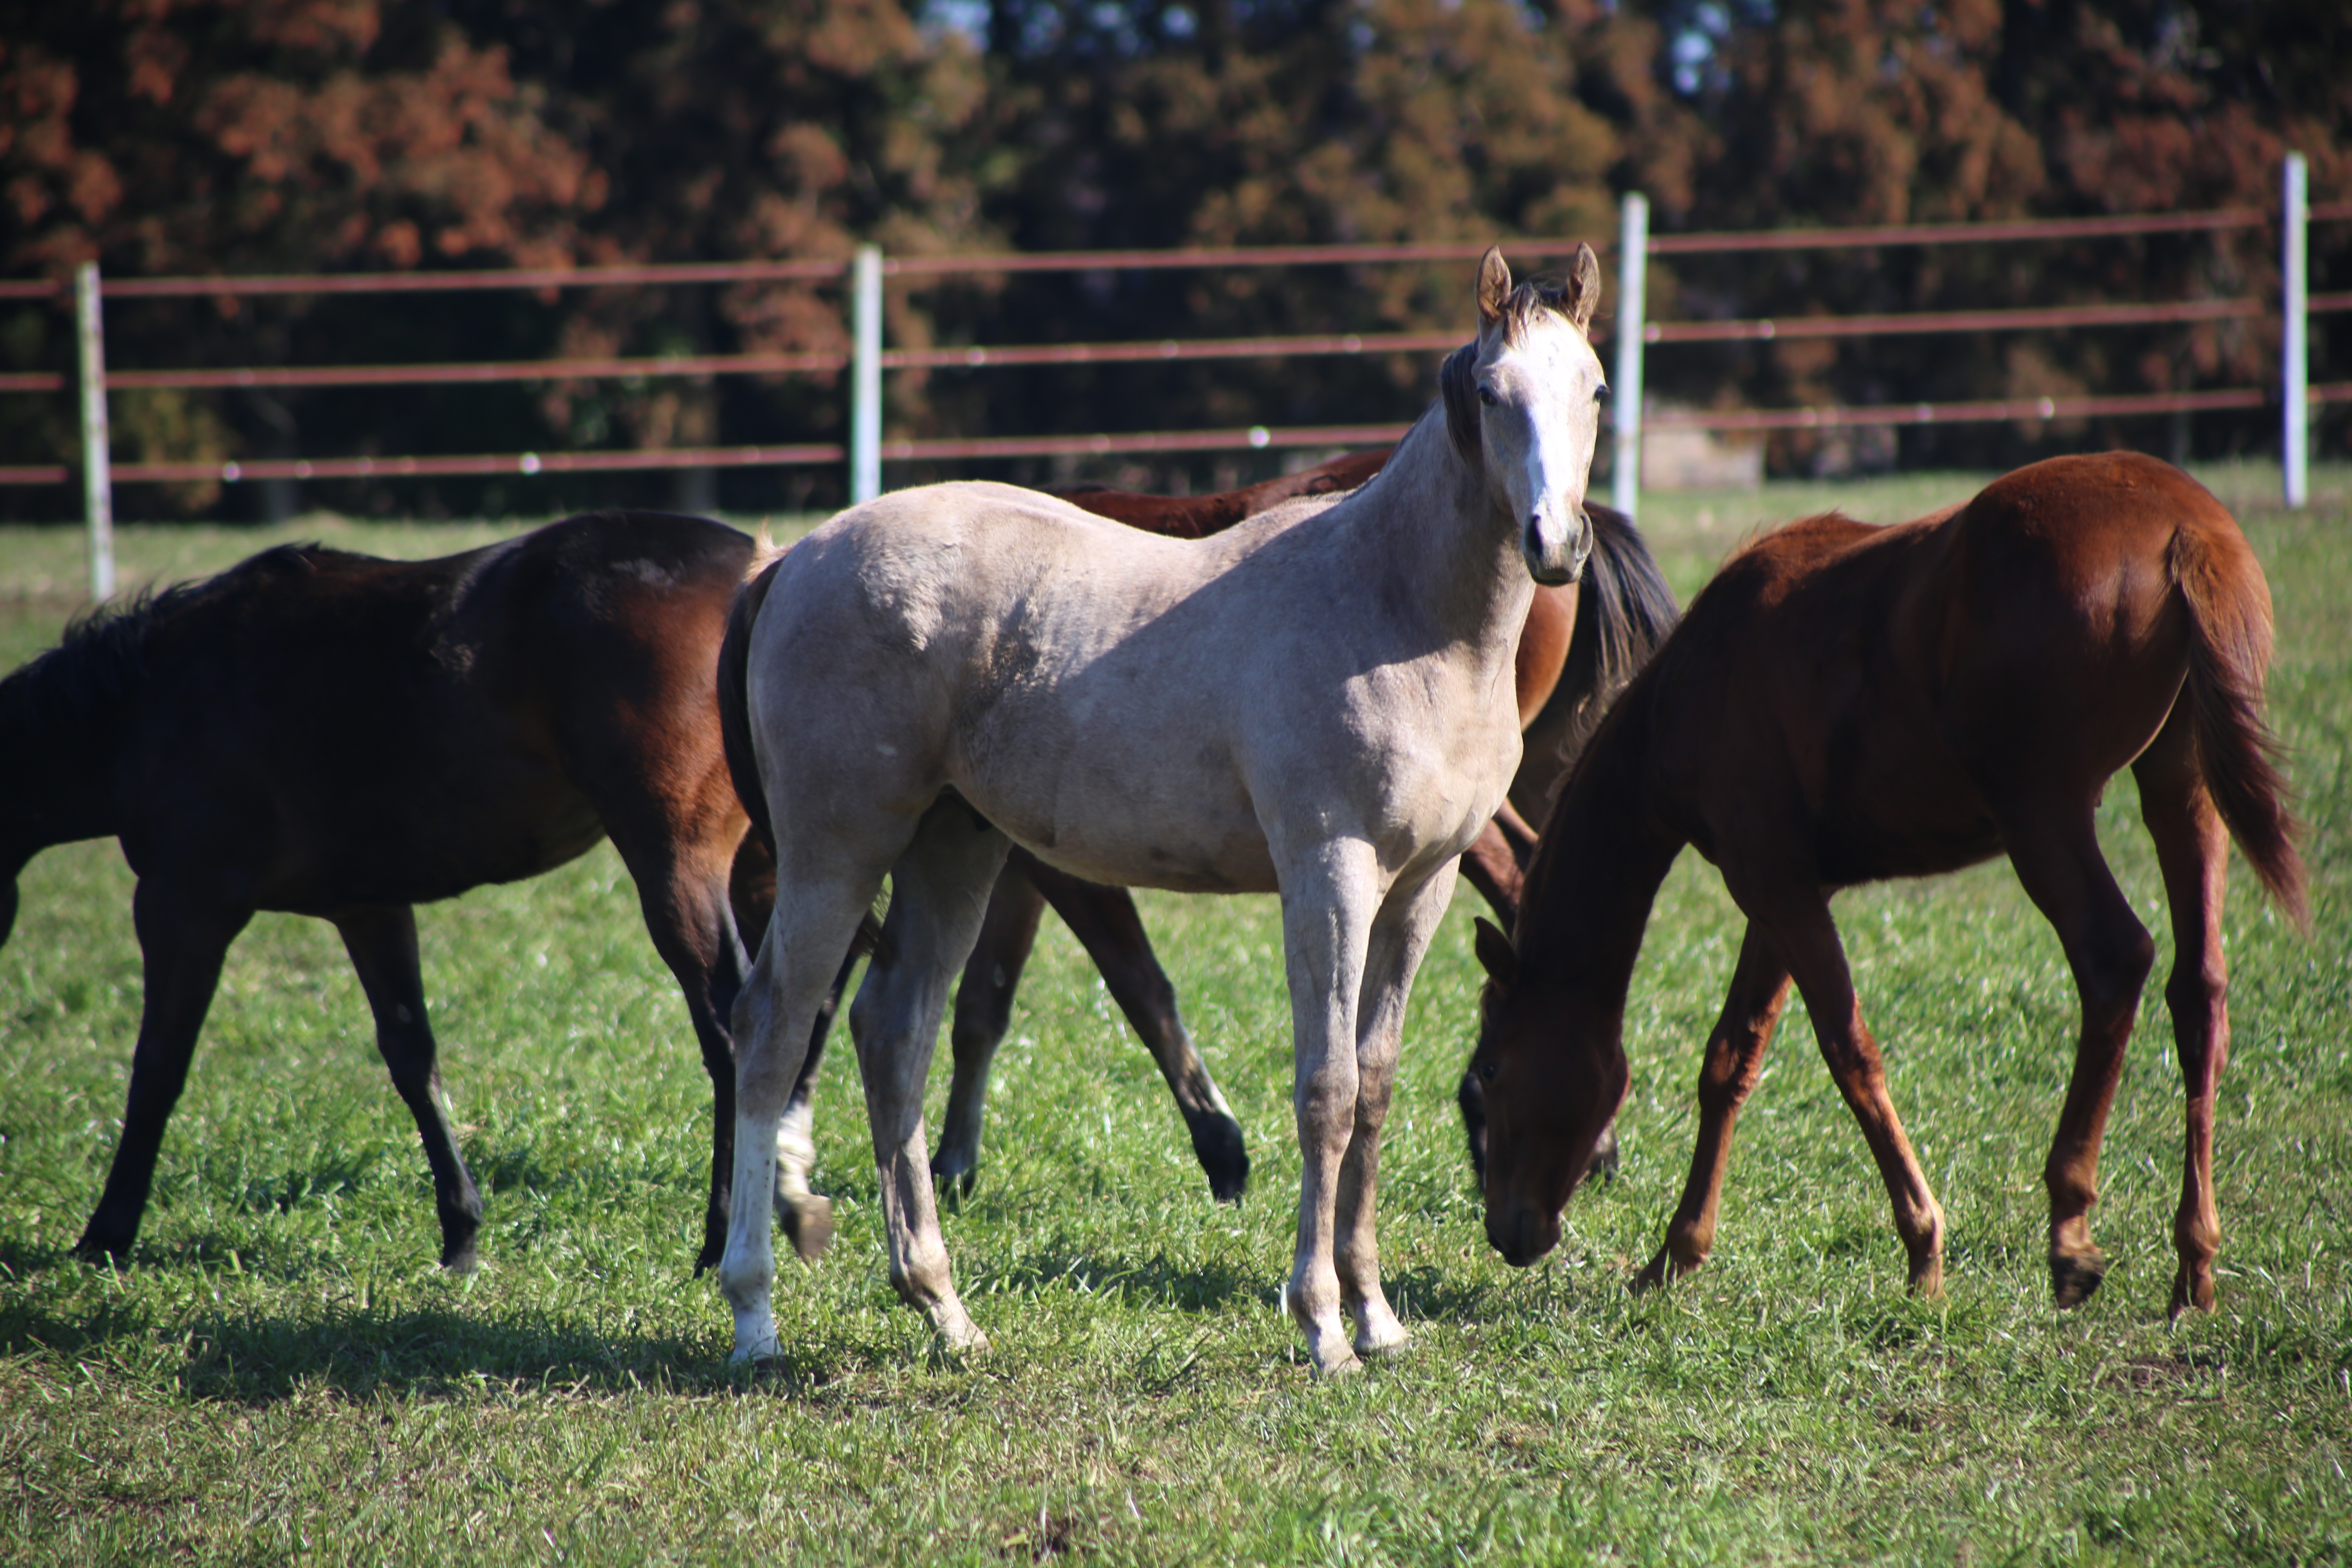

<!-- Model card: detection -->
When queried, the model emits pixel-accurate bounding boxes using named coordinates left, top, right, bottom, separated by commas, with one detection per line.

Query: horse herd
left=0, top=247, right=2306, bottom=1374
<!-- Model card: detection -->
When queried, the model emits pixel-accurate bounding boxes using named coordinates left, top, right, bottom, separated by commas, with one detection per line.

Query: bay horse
left=719, top=245, right=1610, bottom=1373
left=0, top=512, right=772, bottom=1274
left=1468, top=453, right=2307, bottom=1317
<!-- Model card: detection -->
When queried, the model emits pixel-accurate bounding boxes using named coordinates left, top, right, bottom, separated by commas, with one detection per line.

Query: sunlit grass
left=1, top=465, right=2347, bottom=1563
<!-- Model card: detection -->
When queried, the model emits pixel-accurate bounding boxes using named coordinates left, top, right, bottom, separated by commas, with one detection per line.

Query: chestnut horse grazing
left=1469, top=453, right=2307, bottom=1317
left=722, top=245, right=1610, bottom=1373
left=0, top=513, right=771, bottom=1272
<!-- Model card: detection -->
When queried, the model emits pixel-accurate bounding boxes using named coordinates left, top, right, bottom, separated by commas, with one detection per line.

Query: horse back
left=111, top=514, right=753, bottom=909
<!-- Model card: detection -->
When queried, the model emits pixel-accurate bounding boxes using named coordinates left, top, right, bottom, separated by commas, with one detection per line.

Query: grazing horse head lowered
left=718, top=244, right=1609, bottom=1376
left=1469, top=453, right=2307, bottom=1316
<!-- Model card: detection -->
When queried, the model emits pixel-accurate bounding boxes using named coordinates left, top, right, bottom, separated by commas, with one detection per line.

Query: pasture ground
left=1, top=463, right=2348, bottom=1564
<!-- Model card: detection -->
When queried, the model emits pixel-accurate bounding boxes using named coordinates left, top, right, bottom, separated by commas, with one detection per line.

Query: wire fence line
left=6, top=171, right=2347, bottom=597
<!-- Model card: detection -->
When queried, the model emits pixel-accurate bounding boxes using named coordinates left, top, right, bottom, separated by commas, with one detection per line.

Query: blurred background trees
left=1, top=0, right=2344, bottom=518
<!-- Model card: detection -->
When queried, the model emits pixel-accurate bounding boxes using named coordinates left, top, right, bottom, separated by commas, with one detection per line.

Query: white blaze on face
left=1482, top=320, right=1604, bottom=586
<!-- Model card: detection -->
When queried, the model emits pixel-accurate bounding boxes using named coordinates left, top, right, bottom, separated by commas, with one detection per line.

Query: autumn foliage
left=0, top=0, right=2344, bottom=516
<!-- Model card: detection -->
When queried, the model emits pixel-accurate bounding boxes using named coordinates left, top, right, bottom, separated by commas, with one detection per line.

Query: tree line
left=2, top=0, right=2344, bottom=519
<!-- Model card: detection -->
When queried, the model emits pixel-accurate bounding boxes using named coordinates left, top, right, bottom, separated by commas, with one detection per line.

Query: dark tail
left=717, top=552, right=788, bottom=860
left=2172, top=524, right=2310, bottom=928
left=717, top=550, right=889, bottom=969
left=1546, top=502, right=1680, bottom=764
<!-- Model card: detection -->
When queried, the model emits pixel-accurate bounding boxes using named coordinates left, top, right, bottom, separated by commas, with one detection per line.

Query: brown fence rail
left=4, top=172, right=2345, bottom=598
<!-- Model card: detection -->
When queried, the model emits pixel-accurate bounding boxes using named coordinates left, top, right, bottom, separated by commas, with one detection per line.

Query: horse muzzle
left=1485, top=1196, right=1563, bottom=1268
left=1523, top=510, right=1590, bottom=587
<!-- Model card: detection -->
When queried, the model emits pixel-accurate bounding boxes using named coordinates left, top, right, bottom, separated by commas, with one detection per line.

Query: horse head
left=1443, top=243, right=1608, bottom=587
left=1466, top=916, right=1628, bottom=1266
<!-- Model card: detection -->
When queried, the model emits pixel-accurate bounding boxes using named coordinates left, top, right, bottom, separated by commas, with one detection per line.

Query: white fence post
left=851, top=244, right=883, bottom=505
left=74, top=261, right=115, bottom=601
left=1612, top=192, right=1648, bottom=521
left=2283, top=153, right=2308, bottom=510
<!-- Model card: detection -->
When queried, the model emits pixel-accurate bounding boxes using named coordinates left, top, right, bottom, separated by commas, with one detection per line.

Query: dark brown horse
left=740, top=459, right=1675, bottom=1223
left=1468, top=453, right=2306, bottom=1317
left=0, top=512, right=773, bottom=1273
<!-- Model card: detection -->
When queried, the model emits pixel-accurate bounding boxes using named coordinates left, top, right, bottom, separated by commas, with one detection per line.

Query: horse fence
left=4, top=156, right=2346, bottom=598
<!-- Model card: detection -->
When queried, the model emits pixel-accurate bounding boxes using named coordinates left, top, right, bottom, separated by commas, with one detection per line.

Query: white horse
left=718, top=246, right=1608, bottom=1374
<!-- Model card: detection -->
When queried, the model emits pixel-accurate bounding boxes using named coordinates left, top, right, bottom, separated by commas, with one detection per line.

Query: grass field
left=2, top=463, right=2348, bottom=1564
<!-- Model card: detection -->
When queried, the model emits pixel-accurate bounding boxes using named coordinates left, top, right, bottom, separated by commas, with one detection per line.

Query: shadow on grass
left=0, top=1285, right=842, bottom=1403
left=968, top=1243, right=1276, bottom=1314
left=0, top=1238, right=854, bottom=1403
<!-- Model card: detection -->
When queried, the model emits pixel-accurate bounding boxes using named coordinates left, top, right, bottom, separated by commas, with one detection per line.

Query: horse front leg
left=1335, top=864, right=1457, bottom=1359
left=334, top=904, right=485, bottom=1271
left=1634, top=923, right=1791, bottom=1292
left=850, top=801, right=1011, bottom=1352
left=1275, top=839, right=1381, bottom=1376
left=75, top=879, right=252, bottom=1264
left=1735, top=874, right=1947, bottom=1296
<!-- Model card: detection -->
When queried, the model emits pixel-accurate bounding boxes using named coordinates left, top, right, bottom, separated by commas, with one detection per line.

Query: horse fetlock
left=777, top=1192, right=834, bottom=1261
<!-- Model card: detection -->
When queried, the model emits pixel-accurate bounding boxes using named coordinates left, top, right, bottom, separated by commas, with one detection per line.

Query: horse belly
left=956, top=720, right=1278, bottom=895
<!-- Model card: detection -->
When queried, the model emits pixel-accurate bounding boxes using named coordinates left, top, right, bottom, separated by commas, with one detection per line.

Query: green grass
left=2, top=466, right=2349, bottom=1564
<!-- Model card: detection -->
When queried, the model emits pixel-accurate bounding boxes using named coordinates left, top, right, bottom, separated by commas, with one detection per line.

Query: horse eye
left=1477, top=385, right=1498, bottom=407
left=1477, top=1060, right=1498, bottom=1084
left=1595, top=383, right=1609, bottom=402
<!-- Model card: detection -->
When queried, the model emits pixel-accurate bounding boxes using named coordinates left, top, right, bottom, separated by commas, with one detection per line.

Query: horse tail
left=2170, top=521, right=2310, bottom=928
left=1552, top=502, right=1680, bottom=760
left=717, top=544, right=789, bottom=860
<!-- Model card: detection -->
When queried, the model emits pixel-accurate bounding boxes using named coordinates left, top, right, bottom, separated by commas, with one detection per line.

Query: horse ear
left=1561, top=243, right=1602, bottom=332
left=1472, top=917, right=1517, bottom=986
left=1476, top=246, right=1512, bottom=330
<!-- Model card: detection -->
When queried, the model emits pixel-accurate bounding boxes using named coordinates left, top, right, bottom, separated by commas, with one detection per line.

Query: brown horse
left=744, top=461, right=1675, bottom=1221
left=0, top=512, right=774, bottom=1273
left=1468, top=452, right=2306, bottom=1317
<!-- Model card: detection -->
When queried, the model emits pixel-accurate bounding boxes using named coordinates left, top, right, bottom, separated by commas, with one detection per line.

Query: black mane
left=0, top=544, right=331, bottom=742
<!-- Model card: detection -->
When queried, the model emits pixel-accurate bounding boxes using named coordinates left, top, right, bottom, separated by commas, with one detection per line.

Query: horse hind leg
left=720, top=866, right=895, bottom=1364
left=772, top=938, right=864, bottom=1261
left=2132, top=705, right=2233, bottom=1316
left=1036, top=859, right=1250, bottom=1204
left=933, top=854, right=1050, bottom=1200
left=1994, top=791, right=2157, bottom=1310
left=334, top=904, right=485, bottom=1271
left=849, top=800, right=1012, bottom=1352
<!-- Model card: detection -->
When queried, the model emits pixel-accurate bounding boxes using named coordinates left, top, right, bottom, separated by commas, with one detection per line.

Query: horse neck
left=1513, top=686, right=1685, bottom=1020
left=1355, top=408, right=1532, bottom=656
left=0, top=648, right=126, bottom=869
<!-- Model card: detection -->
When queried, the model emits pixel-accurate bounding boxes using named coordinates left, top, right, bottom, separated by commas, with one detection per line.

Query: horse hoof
left=2168, top=1263, right=2215, bottom=1319
left=2050, top=1248, right=2107, bottom=1309
left=1191, top=1118, right=1249, bottom=1205
left=1310, top=1350, right=1364, bottom=1380
left=780, top=1196, right=834, bottom=1262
